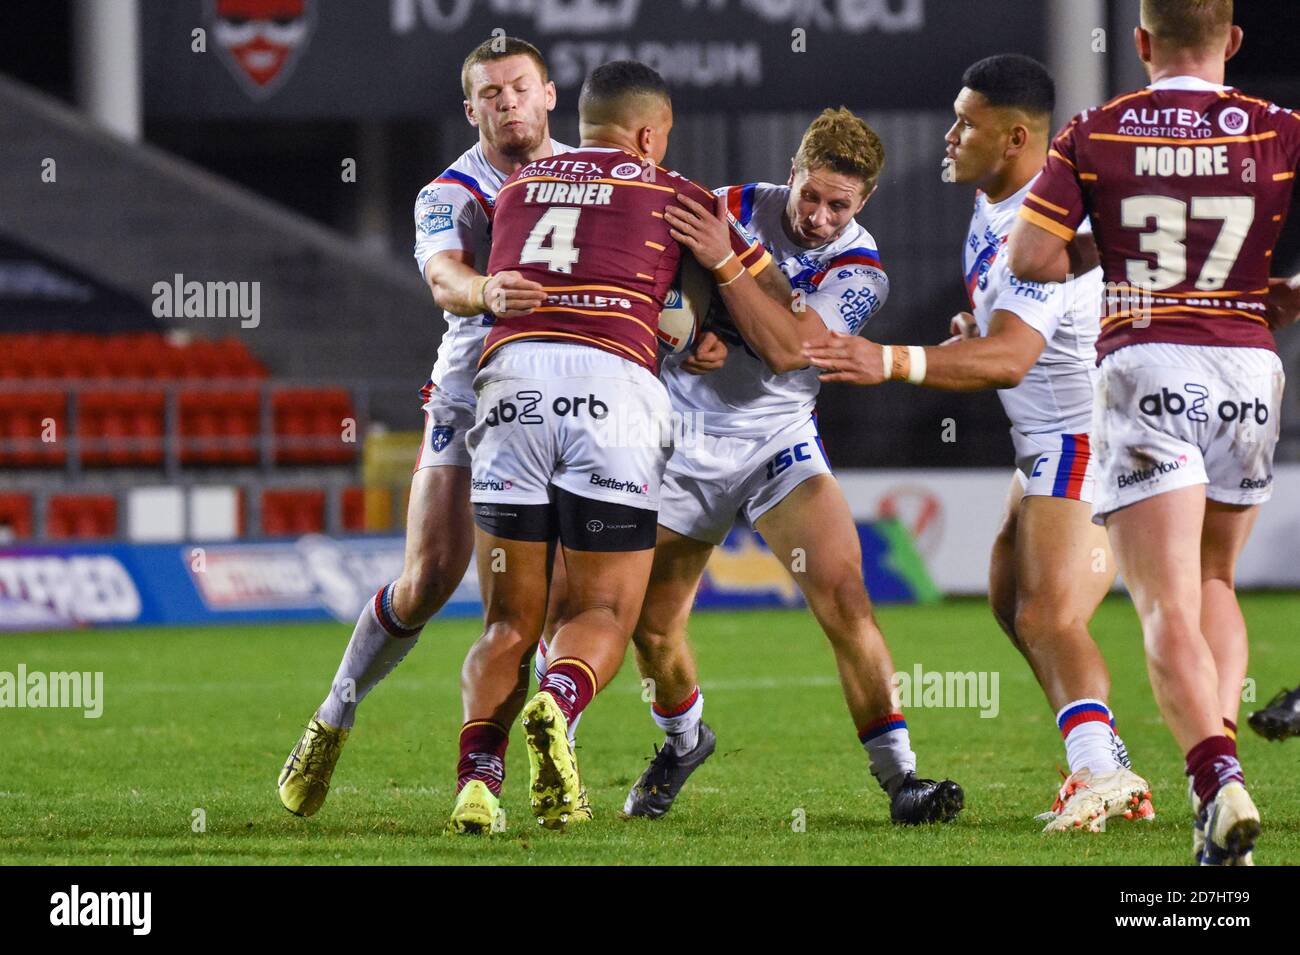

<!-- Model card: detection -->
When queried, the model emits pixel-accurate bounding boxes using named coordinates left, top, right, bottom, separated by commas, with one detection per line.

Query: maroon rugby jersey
left=483, top=147, right=771, bottom=373
left=1023, top=76, right=1300, bottom=360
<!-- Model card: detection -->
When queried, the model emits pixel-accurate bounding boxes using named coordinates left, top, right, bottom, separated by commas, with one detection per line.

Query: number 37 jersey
left=1023, top=75, right=1300, bottom=361
left=484, top=147, right=771, bottom=374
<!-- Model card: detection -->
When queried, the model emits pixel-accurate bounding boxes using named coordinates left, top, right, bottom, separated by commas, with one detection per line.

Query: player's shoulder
left=1222, top=89, right=1300, bottom=142
left=713, top=182, right=786, bottom=227
left=416, top=145, right=493, bottom=213
left=825, top=221, right=885, bottom=276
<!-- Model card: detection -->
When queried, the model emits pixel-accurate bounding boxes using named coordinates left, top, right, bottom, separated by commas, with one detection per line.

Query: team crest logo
left=611, top=162, right=644, bottom=180
left=1218, top=106, right=1249, bottom=135
left=430, top=426, right=455, bottom=452
left=209, top=0, right=316, bottom=99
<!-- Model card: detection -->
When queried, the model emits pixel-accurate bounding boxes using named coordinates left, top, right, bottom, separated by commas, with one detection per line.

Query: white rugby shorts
left=415, top=380, right=475, bottom=470
left=467, top=342, right=674, bottom=510
left=1091, top=342, right=1283, bottom=521
left=1012, top=428, right=1096, bottom=503
left=658, top=414, right=831, bottom=545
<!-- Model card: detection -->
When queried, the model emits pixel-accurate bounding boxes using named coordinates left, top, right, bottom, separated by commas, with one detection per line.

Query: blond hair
left=460, top=36, right=548, bottom=99
left=794, top=108, right=884, bottom=194
left=1140, top=0, right=1233, bottom=51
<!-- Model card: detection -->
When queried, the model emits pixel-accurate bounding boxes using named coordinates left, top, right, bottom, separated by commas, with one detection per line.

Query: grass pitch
left=2, top=594, right=1298, bottom=865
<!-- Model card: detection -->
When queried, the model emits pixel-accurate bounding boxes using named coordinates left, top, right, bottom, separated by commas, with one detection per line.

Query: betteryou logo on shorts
left=589, top=472, right=648, bottom=495
left=1117, top=454, right=1188, bottom=488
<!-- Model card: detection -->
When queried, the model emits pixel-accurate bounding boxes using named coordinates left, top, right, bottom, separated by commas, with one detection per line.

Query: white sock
left=1056, top=699, right=1124, bottom=775
left=535, top=637, right=580, bottom=743
left=860, top=713, right=917, bottom=796
left=318, top=584, right=421, bottom=729
left=652, top=687, right=703, bottom=754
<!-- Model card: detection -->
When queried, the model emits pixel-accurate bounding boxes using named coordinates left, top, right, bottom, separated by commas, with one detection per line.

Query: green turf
left=1, top=594, right=1297, bottom=865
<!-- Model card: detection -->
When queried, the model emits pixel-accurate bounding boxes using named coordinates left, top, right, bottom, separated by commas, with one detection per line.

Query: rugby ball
left=656, top=256, right=714, bottom=354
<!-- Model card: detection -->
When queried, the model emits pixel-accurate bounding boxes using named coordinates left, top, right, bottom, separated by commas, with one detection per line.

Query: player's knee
left=1141, top=601, right=1201, bottom=659
left=808, top=566, right=871, bottom=635
left=633, top=620, right=681, bottom=663
left=462, top=619, right=538, bottom=683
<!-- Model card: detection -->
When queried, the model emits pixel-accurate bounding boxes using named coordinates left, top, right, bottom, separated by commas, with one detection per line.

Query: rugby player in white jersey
left=607, top=109, right=964, bottom=824
left=803, top=56, right=1154, bottom=832
left=1009, top=0, right=1300, bottom=863
left=277, top=37, right=571, bottom=817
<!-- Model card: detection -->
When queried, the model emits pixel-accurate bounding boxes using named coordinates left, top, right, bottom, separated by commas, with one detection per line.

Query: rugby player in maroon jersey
left=450, top=61, right=781, bottom=830
left=1009, top=0, right=1300, bottom=864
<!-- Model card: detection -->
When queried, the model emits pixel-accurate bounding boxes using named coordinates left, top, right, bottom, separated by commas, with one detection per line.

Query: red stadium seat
left=0, top=392, right=67, bottom=467
left=260, top=489, right=325, bottom=537
left=180, top=388, right=261, bottom=464
left=273, top=388, right=357, bottom=464
left=0, top=493, right=33, bottom=540
left=342, top=486, right=365, bottom=532
left=47, top=494, right=117, bottom=539
left=77, top=390, right=166, bottom=467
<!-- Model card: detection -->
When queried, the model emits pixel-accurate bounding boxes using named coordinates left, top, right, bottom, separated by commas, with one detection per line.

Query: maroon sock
left=1223, top=717, right=1238, bottom=740
left=538, top=657, right=596, bottom=725
left=457, top=720, right=508, bottom=796
left=1186, top=735, right=1244, bottom=807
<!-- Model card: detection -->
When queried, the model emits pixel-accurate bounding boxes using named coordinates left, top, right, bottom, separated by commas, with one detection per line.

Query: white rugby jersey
left=965, top=176, right=1102, bottom=436
left=412, top=138, right=571, bottom=400
left=661, top=182, right=889, bottom=437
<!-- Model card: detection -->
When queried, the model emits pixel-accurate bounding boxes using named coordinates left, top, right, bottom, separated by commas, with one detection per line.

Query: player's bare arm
left=1006, top=215, right=1071, bottom=284
left=803, top=309, right=1046, bottom=390
left=422, top=249, right=546, bottom=318
left=666, top=191, right=829, bottom=373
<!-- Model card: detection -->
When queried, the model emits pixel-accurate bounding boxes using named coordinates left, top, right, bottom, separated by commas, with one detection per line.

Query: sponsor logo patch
left=419, top=203, right=454, bottom=235
left=429, top=425, right=455, bottom=452
left=1117, top=454, right=1188, bottom=488
left=589, top=472, right=649, bottom=495
left=1218, top=106, right=1249, bottom=135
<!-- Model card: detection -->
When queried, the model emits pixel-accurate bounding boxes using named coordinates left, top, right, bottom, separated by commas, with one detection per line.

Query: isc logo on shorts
left=1138, top=386, right=1269, bottom=425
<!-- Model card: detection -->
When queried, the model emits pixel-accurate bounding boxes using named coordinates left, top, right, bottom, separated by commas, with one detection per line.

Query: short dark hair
left=461, top=36, right=548, bottom=99
left=961, top=54, right=1055, bottom=118
left=1142, top=0, right=1233, bottom=51
left=578, top=60, right=671, bottom=126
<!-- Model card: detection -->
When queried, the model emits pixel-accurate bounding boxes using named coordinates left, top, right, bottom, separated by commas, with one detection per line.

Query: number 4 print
left=521, top=207, right=582, bottom=274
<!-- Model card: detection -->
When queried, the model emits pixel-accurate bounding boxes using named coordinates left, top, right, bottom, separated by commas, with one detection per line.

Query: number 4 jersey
left=1022, top=75, right=1300, bottom=360
left=483, top=147, right=771, bottom=374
